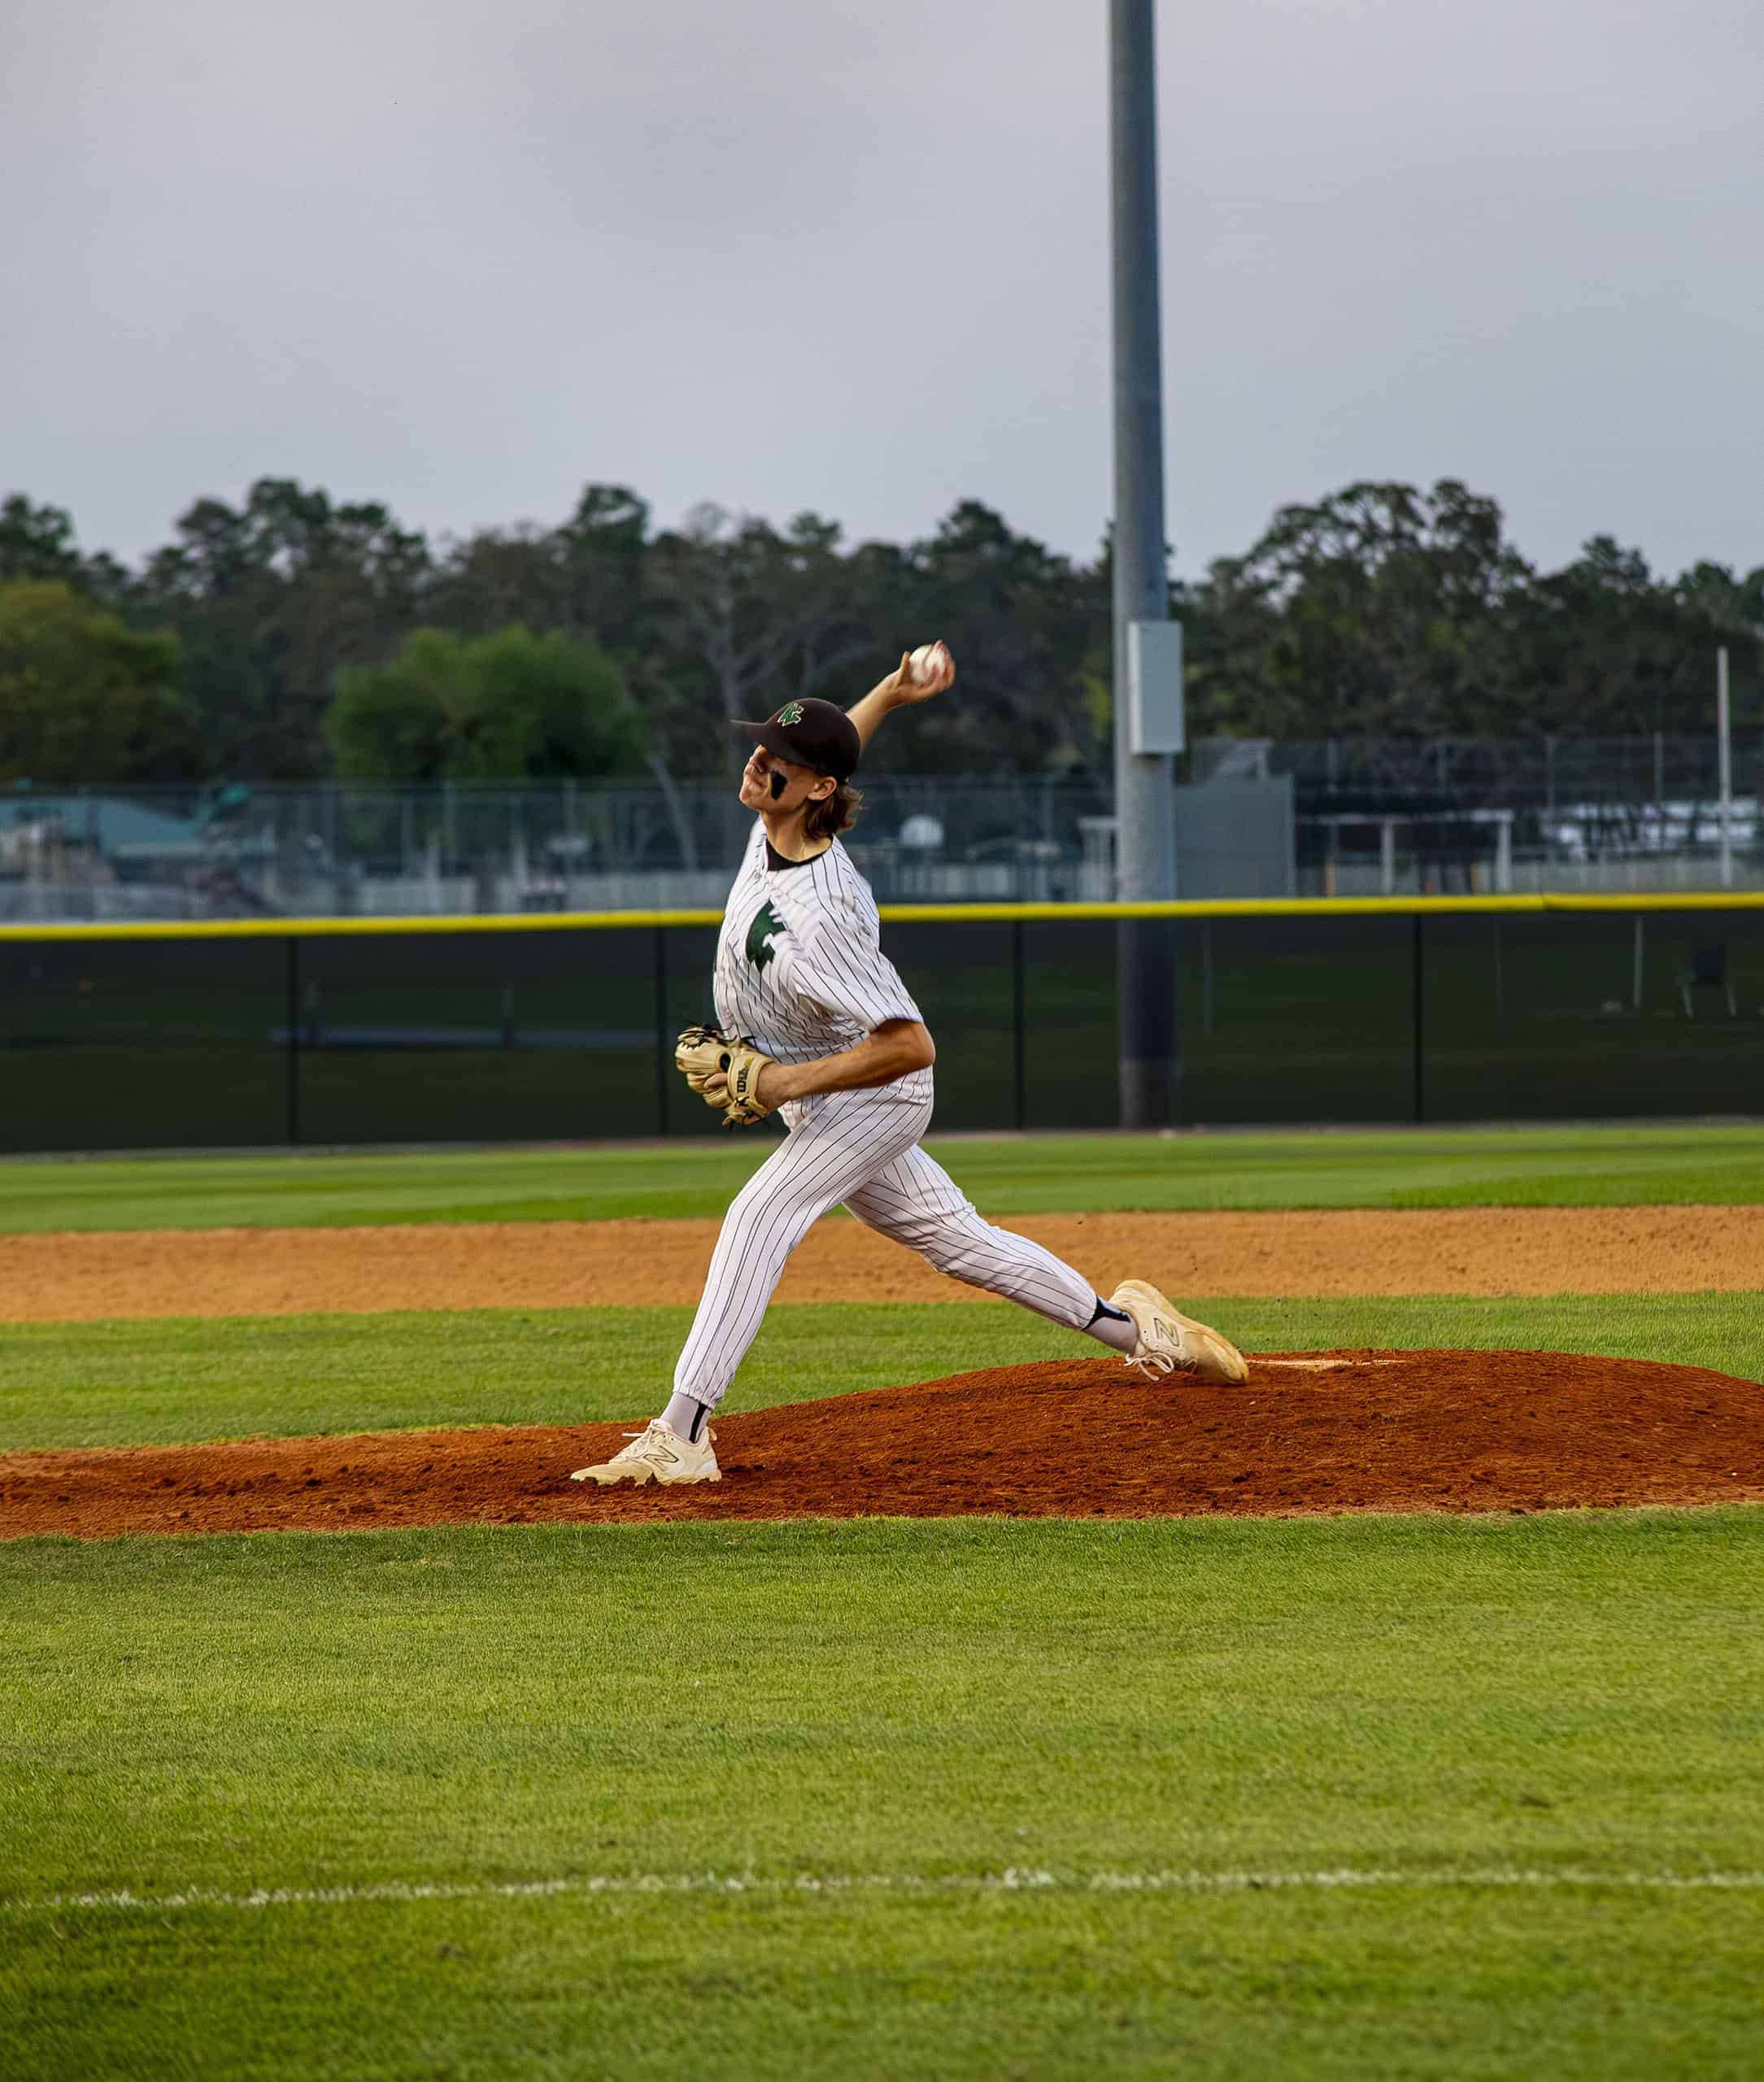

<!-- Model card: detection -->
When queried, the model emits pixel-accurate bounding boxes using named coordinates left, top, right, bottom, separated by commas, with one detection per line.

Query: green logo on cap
left=777, top=701, right=804, bottom=727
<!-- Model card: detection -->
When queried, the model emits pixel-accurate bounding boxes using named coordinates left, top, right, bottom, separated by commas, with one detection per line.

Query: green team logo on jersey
left=776, top=701, right=804, bottom=726
left=746, top=900, right=786, bottom=971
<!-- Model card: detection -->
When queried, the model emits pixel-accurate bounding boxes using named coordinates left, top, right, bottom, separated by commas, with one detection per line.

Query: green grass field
left=3, top=1120, right=1763, bottom=1230
left=4, top=1127, right=1761, bottom=2078
left=2, top=1293, right=1758, bottom=1453
left=7, top=1516, right=1762, bottom=2080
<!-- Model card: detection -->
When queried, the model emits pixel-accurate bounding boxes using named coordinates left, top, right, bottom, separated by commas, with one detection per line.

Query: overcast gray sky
left=5, top=0, right=1760, bottom=580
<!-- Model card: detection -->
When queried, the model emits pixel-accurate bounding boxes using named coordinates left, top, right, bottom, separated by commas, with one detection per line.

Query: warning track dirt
left=2, top=1204, right=1762, bottom=1323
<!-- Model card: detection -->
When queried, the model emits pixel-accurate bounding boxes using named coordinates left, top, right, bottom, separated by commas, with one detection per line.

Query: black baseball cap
left=732, top=699, right=860, bottom=783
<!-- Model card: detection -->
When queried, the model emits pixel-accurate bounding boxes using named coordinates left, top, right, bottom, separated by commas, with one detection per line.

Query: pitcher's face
left=738, top=747, right=833, bottom=816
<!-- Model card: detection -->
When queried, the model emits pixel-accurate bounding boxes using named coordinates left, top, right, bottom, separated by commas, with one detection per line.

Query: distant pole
left=1110, top=0, right=1178, bottom=1127
left=1717, top=645, right=1733, bottom=888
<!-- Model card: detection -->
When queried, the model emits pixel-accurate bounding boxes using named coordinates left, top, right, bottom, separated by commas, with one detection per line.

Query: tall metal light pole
left=1110, top=0, right=1179, bottom=1126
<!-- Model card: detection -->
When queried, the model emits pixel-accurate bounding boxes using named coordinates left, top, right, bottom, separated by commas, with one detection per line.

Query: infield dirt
left=2, top=1204, right=1762, bottom=1322
left=5, top=1349, right=1760, bottom=1540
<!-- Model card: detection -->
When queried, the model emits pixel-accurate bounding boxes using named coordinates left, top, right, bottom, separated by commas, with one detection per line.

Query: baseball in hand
left=908, top=641, right=953, bottom=686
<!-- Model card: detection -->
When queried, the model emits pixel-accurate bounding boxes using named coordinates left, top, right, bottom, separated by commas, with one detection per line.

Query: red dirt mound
left=4, top=1349, right=1760, bottom=1540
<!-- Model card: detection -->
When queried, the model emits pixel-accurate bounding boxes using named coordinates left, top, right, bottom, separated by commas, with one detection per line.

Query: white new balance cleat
left=1109, top=1280, right=1248, bottom=1385
left=569, top=1418, right=721, bottom=1487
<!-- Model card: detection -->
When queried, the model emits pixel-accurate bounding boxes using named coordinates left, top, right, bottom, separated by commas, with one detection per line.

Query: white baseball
left=908, top=641, right=952, bottom=685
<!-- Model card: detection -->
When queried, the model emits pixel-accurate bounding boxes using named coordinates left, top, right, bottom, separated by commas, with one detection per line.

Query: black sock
left=661, top=1392, right=712, bottom=1442
left=1089, top=1297, right=1132, bottom=1327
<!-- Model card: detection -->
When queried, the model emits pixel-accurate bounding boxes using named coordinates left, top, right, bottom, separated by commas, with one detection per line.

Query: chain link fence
left=2, top=732, right=1758, bottom=921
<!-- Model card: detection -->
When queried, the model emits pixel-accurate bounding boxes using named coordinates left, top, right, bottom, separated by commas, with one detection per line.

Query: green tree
left=1504, top=537, right=1764, bottom=734
left=137, top=477, right=430, bottom=778
left=1185, top=480, right=1535, bottom=739
left=0, top=496, right=85, bottom=586
left=428, top=484, right=655, bottom=658
left=325, top=625, right=647, bottom=782
left=643, top=505, right=869, bottom=778
left=870, top=501, right=1108, bottom=776
left=0, top=580, right=193, bottom=783
left=17, top=468, right=1761, bottom=773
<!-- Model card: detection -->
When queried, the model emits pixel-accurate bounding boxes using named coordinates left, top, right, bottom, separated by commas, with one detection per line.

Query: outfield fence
left=2, top=895, right=1762, bottom=1152
left=7, top=733, right=1763, bottom=924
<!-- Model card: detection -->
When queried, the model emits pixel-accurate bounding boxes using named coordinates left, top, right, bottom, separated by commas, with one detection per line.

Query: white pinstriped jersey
left=712, top=821, right=933, bottom=1104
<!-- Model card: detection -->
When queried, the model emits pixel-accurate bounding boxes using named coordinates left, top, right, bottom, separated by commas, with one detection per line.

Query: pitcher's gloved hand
left=674, top=1025, right=779, bottom=1128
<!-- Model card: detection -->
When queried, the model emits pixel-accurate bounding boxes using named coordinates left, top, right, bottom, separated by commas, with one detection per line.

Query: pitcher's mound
left=4, top=1348, right=1761, bottom=1541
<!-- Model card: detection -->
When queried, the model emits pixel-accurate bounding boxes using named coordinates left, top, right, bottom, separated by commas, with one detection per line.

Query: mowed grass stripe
left=14, top=1864, right=1764, bottom=1919
left=3, top=1122, right=1764, bottom=1232
left=1, top=1291, right=1757, bottom=1452
left=9, top=1885, right=1757, bottom=2082
left=5, top=1513, right=1762, bottom=2080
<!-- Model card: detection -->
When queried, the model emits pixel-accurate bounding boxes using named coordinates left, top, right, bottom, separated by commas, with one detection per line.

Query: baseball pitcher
left=573, top=647, right=1246, bottom=1486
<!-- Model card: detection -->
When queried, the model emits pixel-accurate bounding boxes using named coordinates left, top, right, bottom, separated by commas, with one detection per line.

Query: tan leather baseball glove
left=674, top=1024, right=778, bottom=1129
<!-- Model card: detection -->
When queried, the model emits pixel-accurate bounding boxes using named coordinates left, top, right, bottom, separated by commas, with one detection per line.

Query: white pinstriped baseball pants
left=672, top=1087, right=1097, bottom=1410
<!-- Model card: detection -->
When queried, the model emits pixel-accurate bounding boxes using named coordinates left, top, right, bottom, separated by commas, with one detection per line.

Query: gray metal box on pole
left=1126, top=620, right=1185, bottom=755
left=1717, top=644, right=1733, bottom=889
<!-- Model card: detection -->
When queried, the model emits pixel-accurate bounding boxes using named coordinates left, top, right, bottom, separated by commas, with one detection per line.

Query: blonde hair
left=804, top=781, right=862, bottom=843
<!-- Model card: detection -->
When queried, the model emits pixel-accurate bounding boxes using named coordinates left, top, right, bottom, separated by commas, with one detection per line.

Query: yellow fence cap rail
left=1, top=891, right=1762, bottom=943
left=0, top=908, right=725, bottom=943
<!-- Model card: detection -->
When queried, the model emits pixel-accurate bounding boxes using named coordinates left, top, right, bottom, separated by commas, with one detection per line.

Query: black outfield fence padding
left=1, top=897, right=1761, bottom=1153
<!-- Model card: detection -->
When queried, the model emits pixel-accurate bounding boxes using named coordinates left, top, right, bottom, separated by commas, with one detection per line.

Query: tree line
left=1, top=476, right=1757, bottom=791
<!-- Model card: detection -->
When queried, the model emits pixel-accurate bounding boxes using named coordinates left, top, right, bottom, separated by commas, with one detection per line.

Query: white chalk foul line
left=6, top=1866, right=1762, bottom=1919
